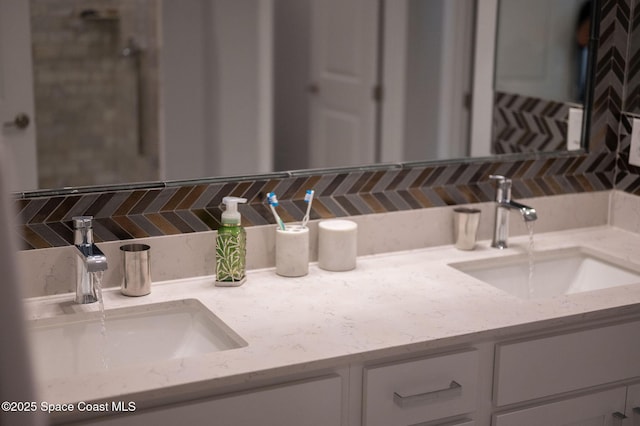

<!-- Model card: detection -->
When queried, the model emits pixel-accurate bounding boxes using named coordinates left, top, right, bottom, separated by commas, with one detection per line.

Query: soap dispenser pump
left=215, top=197, right=248, bottom=287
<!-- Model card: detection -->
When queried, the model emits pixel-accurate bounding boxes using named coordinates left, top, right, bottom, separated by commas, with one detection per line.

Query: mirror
left=494, top=0, right=591, bottom=104
left=6, top=0, right=594, bottom=193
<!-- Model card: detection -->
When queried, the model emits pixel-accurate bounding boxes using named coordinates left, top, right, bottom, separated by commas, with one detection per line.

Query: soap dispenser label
left=216, top=228, right=246, bottom=282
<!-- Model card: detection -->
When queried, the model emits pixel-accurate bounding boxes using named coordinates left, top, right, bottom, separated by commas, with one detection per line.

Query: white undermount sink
left=450, top=247, right=640, bottom=299
left=28, top=299, right=247, bottom=381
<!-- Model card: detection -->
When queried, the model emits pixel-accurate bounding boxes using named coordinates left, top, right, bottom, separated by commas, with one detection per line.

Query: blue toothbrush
left=301, top=189, right=314, bottom=228
left=266, top=192, right=286, bottom=231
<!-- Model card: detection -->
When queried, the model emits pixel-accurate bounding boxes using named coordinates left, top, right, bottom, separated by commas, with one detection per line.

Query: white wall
left=273, top=0, right=310, bottom=171
left=160, top=0, right=271, bottom=181
left=212, top=0, right=272, bottom=176
left=160, top=0, right=211, bottom=180
left=403, top=0, right=473, bottom=161
left=470, top=0, right=498, bottom=157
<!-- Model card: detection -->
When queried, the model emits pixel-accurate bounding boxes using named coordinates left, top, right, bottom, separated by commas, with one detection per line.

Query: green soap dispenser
left=215, top=196, right=247, bottom=287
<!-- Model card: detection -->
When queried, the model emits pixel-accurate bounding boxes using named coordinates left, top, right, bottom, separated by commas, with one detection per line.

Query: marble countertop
left=24, top=225, right=640, bottom=408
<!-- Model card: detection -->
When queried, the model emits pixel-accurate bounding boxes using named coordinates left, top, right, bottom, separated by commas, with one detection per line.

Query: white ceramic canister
left=318, top=219, right=358, bottom=271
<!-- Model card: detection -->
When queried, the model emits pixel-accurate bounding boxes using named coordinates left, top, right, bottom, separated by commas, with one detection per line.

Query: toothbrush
left=301, top=189, right=314, bottom=228
left=267, top=192, right=286, bottom=231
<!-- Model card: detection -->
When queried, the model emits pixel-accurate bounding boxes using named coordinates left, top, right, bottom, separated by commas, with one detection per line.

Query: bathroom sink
left=450, top=247, right=640, bottom=299
left=28, top=299, right=247, bottom=381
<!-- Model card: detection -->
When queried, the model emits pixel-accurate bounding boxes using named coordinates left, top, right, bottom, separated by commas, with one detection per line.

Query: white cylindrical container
left=276, top=225, right=309, bottom=277
left=318, top=219, right=357, bottom=272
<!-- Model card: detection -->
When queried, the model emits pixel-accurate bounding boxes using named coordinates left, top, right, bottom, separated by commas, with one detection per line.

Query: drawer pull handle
left=612, top=411, right=627, bottom=426
left=393, top=380, right=462, bottom=408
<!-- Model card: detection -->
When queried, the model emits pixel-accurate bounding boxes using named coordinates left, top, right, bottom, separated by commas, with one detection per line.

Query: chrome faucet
left=73, top=216, right=108, bottom=304
left=489, top=175, right=538, bottom=249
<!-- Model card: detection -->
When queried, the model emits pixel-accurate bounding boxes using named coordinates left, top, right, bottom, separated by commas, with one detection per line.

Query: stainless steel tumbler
left=120, top=244, right=151, bottom=296
left=453, top=208, right=481, bottom=250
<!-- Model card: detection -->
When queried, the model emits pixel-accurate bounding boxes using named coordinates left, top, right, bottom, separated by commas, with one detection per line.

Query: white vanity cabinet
left=87, top=375, right=343, bottom=426
left=492, top=318, right=640, bottom=426
left=362, top=349, right=479, bottom=426
left=62, top=316, right=640, bottom=426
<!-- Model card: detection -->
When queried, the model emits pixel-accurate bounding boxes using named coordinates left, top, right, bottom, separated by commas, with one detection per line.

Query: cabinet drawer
left=88, top=375, right=342, bottom=426
left=363, top=349, right=478, bottom=426
left=495, top=320, right=640, bottom=406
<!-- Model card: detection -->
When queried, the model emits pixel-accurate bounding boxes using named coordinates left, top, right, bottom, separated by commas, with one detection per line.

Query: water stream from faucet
left=91, top=270, right=109, bottom=370
left=526, top=222, right=536, bottom=299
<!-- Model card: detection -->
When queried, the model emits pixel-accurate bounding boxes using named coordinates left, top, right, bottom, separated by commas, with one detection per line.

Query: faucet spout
left=489, top=175, right=538, bottom=249
left=73, top=216, right=108, bottom=304
left=76, top=244, right=108, bottom=273
left=500, top=200, right=538, bottom=222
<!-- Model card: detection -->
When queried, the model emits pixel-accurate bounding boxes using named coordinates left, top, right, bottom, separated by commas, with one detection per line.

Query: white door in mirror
left=629, top=117, right=640, bottom=167
left=0, top=0, right=38, bottom=191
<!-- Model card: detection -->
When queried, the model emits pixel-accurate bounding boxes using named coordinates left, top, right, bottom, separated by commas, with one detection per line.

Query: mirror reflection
left=1, top=0, right=592, bottom=192
left=494, top=0, right=590, bottom=103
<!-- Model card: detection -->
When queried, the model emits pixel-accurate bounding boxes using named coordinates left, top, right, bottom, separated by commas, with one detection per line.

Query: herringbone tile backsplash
left=14, top=0, right=634, bottom=249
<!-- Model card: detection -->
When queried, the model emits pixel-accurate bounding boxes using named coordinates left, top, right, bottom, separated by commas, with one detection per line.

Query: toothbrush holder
left=275, top=224, right=309, bottom=277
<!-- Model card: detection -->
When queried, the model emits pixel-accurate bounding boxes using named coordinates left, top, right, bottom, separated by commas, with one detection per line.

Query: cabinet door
left=87, top=375, right=342, bottom=426
left=627, top=383, right=640, bottom=425
left=493, top=387, right=626, bottom=426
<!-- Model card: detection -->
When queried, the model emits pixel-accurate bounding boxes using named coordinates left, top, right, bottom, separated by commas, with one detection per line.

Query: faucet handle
left=72, top=216, right=94, bottom=245
left=489, top=175, right=512, bottom=202
left=489, top=175, right=513, bottom=190
left=72, top=216, right=93, bottom=229
left=489, top=174, right=511, bottom=185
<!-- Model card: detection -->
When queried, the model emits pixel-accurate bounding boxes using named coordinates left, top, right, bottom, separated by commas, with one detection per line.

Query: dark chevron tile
left=280, top=177, right=307, bottom=199
left=113, top=215, right=150, bottom=239
left=242, top=181, right=269, bottom=204
left=319, top=174, right=347, bottom=197
left=113, top=191, right=147, bottom=216
left=47, top=196, right=81, bottom=222
left=29, top=223, right=70, bottom=247
left=305, top=198, right=333, bottom=219
left=372, top=192, right=400, bottom=211
left=191, top=209, right=220, bottom=231
left=360, top=171, right=385, bottom=193
left=19, top=198, right=47, bottom=223
left=356, top=193, right=384, bottom=213
left=144, top=213, right=182, bottom=235
left=175, top=210, right=212, bottom=233
left=493, top=92, right=570, bottom=154
left=160, top=187, right=192, bottom=212
left=30, top=197, right=64, bottom=224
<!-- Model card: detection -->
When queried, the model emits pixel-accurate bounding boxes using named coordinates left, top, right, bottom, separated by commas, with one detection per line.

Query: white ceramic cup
left=318, top=219, right=358, bottom=271
left=276, top=225, right=309, bottom=277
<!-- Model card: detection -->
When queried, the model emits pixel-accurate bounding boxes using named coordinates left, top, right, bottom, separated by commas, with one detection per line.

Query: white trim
left=379, top=0, right=407, bottom=163
left=257, top=0, right=274, bottom=173
left=437, top=0, right=474, bottom=159
left=470, top=0, right=497, bottom=157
